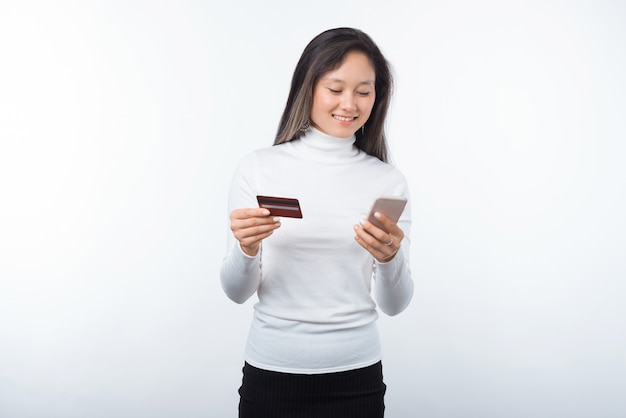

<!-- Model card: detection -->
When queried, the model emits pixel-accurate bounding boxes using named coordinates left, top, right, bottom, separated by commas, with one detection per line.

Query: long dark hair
left=274, top=27, right=394, bottom=162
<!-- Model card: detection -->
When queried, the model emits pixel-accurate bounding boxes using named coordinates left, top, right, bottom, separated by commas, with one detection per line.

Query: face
left=310, top=51, right=376, bottom=138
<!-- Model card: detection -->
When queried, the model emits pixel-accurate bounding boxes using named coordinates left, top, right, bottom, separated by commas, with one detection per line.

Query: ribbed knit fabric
left=220, top=128, right=414, bottom=374
left=238, top=361, right=386, bottom=418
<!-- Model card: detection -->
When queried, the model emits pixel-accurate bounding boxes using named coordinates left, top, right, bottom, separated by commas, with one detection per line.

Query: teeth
left=334, top=115, right=355, bottom=121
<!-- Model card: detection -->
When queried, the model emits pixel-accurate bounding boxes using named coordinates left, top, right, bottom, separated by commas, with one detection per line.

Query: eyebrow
left=324, top=77, right=375, bottom=86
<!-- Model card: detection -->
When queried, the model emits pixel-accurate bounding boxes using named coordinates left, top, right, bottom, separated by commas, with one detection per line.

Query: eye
left=357, top=91, right=371, bottom=96
left=328, top=88, right=342, bottom=94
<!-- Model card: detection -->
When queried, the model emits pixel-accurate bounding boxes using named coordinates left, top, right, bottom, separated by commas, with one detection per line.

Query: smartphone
left=367, top=196, right=407, bottom=231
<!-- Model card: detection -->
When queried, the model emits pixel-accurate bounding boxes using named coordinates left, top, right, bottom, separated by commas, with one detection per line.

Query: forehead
left=320, top=52, right=375, bottom=83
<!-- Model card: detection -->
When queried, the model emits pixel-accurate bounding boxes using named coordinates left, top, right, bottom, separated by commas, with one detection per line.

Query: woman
left=220, top=27, right=414, bottom=417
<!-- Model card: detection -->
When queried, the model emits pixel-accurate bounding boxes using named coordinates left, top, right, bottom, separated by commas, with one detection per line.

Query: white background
left=1, top=1, right=625, bottom=417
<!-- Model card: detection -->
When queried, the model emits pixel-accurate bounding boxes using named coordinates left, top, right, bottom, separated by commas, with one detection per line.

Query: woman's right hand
left=230, top=208, right=281, bottom=256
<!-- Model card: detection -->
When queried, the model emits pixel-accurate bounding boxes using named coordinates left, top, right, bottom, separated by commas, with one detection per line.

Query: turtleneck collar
left=287, top=127, right=361, bottom=162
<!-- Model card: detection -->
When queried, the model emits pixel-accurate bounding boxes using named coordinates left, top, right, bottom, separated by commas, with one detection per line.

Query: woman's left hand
left=354, top=211, right=404, bottom=262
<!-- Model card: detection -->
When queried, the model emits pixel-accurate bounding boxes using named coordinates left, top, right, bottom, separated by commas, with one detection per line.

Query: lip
left=333, top=114, right=358, bottom=124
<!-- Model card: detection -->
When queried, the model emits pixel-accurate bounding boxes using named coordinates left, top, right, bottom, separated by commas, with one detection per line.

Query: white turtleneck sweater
left=220, top=128, right=414, bottom=374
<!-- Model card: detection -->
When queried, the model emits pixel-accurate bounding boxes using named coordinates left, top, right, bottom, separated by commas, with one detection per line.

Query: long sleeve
left=373, top=241, right=414, bottom=316
left=219, top=151, right=262, bottom=304
left=220, top=242, right=261, bottom=304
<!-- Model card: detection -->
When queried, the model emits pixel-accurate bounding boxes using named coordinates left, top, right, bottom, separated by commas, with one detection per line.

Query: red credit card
left=256, top=195, right=303, bottom=218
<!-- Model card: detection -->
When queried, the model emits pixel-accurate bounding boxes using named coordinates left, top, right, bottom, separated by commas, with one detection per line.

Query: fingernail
left=262, top=209, right=270, bottom=215
left=374, top=212, right=381, bottom=218
left=359, top=219, right=366, bottom=226
left=273, top=217, right=281, bottom=222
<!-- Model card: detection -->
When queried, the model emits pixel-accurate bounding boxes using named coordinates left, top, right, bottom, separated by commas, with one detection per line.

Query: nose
left=341, top=93, right=357, bottom=111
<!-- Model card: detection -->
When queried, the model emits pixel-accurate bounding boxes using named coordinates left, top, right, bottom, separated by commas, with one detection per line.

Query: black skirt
left=238, top=361, right=386, bottom=418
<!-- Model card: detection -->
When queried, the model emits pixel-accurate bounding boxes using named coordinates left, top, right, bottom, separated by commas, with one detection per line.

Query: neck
left=294, top=127, right=358, bottom=159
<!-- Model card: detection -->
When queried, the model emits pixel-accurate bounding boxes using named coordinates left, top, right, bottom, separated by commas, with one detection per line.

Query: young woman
left=220, top=27, right=414, bottom=418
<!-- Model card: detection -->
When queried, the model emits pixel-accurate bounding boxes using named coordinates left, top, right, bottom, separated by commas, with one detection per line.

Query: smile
left=333, top=114, right=357, bottom=122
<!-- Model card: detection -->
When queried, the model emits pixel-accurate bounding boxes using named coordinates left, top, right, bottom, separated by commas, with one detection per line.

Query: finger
left=231, top=215, right=281, bottom=231
left=354, top=223, right=388, bottom=255
left=371, top=211, right=402, bottom=234
left=232, top=217, right=281, bottom=240
left=230, top=207, right=271, bottom=220
left=230, top=207, right=280, bottom=231
left=354, top=223, right=400, bottom=262
left=358, top=217, right=393, bottom=244
left=238, top=230, right=273, bottom=249
left=234, top=218, right=281, bottom=257
left=230, top=207, right=281, bottom=242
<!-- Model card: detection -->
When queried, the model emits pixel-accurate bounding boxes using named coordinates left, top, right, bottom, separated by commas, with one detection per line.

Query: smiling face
left=310, top=51, right=376, bottom=138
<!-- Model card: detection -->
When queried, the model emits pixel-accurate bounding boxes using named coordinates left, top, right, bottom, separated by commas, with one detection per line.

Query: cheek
left=361, top=97, right=376, bottom=116
left=311, top=95, right=335, bottom=116
left=315, top=93, right=335, bottom=108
